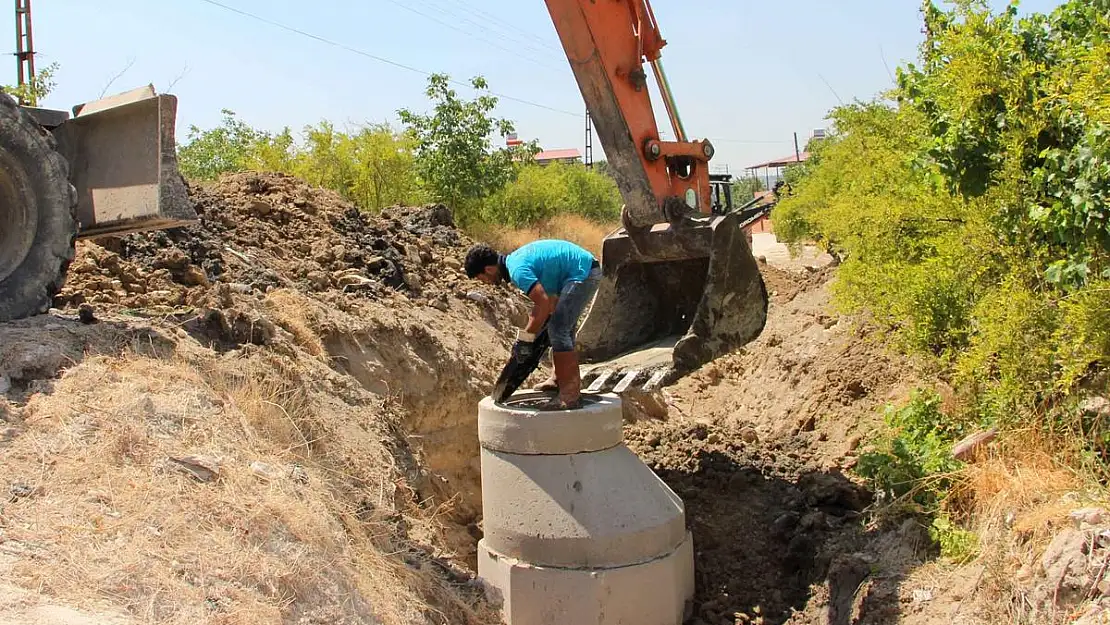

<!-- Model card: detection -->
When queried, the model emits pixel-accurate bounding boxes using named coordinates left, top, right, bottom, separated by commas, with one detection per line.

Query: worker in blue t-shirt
left=465, top=239, right=601, bottom=409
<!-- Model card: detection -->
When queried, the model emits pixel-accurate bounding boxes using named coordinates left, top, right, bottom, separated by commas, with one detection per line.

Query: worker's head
left=465, top=244, right=501, bottom=285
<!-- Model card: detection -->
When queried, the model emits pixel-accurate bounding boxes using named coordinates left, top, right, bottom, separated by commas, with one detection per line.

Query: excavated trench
left=319, top=312, right=898, bottom=625
left=19, top=172, right=930, bottom=623
left=320, top=261, right=929, bottom=625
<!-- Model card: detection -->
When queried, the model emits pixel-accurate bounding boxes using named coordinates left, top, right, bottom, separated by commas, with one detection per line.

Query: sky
left=5, top=0, right=1064, bottom=174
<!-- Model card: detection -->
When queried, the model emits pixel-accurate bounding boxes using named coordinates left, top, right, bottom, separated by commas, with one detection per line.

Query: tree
left=177, top=109, right=293, bottom=180
left=292, top=121, right=424, bottom=211
left=398, top=74, right=534, bottom=222
left=730, top=176, right=765, bottom=202
left=2, top=61, right=59, bottom=106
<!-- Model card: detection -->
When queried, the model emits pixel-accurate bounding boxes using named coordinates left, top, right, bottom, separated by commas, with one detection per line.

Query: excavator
left=542, top=0, right=768, bottom=394
left=0, top=0, right=766, bottom=394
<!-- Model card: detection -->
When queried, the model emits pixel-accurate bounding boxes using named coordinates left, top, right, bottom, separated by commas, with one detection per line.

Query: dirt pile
left=623, top=262, right=932, bottom=625
left=1, top=172, right=534, bottom=625
left=53, top=171, right=507, bottom=320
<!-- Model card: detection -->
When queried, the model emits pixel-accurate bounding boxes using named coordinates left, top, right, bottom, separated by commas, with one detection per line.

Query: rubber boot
left=551, top=350, right=582, bottom=409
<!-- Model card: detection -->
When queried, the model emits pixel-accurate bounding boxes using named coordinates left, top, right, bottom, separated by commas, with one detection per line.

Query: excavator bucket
left=51, top=85, right=196, bottom=238
left=575, top=211, right=768, bottom=391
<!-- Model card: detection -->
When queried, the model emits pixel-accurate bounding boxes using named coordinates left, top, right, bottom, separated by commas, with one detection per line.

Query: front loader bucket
left=576, top=211, right=768, bottom=384
left=51, top=85, right=197, bottom=238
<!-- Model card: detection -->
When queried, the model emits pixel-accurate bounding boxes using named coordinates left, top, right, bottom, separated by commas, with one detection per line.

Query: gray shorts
left=549, top=266, right=601, bottom=352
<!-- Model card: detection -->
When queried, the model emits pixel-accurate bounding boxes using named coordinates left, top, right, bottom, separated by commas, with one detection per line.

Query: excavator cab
left=542, top=0, right=769, bottom=393
left=709, top=173, right=734, bottom=215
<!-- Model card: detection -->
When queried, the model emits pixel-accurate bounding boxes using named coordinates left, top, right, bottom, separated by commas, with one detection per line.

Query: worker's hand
left=511, top=329, right=538, bottom=363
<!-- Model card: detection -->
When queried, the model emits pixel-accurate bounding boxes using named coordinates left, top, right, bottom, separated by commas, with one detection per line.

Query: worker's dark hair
left=465, top=244, right=500, bottom=279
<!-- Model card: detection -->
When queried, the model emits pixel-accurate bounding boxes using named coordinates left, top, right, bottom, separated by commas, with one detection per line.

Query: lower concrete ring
left=477, top=532, right=695, bottom=625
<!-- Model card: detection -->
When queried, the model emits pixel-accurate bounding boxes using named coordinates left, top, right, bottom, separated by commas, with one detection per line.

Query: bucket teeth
left=642, top=369, right=669, bottom=392
left=612, top=369, right=643, bottom=394
left=586, top=369, right=616, bottom=394
left=582, top=366, right=667, bottom=394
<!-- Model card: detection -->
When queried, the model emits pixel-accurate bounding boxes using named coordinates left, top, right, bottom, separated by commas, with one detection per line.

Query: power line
left=448, top=0, right=564, bottom=54
left=428, top=0, right=565, bottom=58
left=714, top=138, right=795, bottom=145
left=380, top=0, right=563, bottom=71
left=192, top=0, right=801, bottom=147
left=193, top=0, right=580, bottom=117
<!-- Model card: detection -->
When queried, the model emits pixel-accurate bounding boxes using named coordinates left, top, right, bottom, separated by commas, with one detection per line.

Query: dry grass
left=469, top=214, right=618, bottom=257
left=262, top=289, right=325, bottom=358
left=934, top=430, right=1104, bottom=620
left=0, top=347, right=497, bottom=625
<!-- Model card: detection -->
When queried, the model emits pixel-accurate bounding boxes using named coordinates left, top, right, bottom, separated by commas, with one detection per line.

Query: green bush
left=177, top=112, right=425, bottom=212
left=2, top=61, right=58, bottom=106
left=483, top=162, right=621, bottom=227
left=856, top=391, right=966, bottom=510
left=176, top=78, right=617, bottom=230
left=773, top=0, right=1110, bottom=442
left=731, top=176, right=764, bottom=203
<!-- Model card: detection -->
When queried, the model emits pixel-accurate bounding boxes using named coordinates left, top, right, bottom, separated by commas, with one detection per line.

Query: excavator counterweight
left=543, top=0, right=769, bottom=388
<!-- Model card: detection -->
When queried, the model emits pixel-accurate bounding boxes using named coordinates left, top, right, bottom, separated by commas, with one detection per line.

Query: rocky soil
left=623, top=265, right=931, bottom=625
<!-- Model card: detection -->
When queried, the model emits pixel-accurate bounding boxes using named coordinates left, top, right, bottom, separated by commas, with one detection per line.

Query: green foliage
left=2, top=61, right=58, bottom=106
left=176, top=74, right=618, bottom=232
left=592, top=160, right=614, bottom=180
left=398, top=74, right=535, bottom=223
left=290, top=121, right=425, bottom=210
left=177, top=110, right=290, bottom=181
left=774, top=0, right=1110, bottom=438
left=730, top=176, right=765, bottom=203
left=930, top=514, right=979, bottom=564
left=856, top=391, right=966, bottom=510
left=177, top=111, right=425, bottom=211
left=897, top=0, right=1110, bottom=289
left=484, top=162, right=621, bottom=227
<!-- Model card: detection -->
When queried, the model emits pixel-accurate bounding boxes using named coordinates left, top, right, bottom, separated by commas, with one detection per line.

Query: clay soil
left=0, top=172, right=984, bottom=624
left=626, top=264, right=941, bottom=624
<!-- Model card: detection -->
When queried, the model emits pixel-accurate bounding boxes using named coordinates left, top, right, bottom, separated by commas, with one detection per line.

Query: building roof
left=535, top=148, right=582, bottom=161
left=747, top=152, right=809, bottom=170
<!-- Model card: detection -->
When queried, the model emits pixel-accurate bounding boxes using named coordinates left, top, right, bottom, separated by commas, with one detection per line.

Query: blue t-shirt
left=505, top=240, right=595, bottom=296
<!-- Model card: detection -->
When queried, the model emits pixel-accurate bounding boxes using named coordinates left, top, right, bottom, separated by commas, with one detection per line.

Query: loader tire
left=0, top=90, right=78, bottom=322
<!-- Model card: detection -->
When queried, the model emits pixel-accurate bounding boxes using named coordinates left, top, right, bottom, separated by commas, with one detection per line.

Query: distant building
left=533, top=148, right=582, bottom=166
left=504, top=133, right=582, bottom=166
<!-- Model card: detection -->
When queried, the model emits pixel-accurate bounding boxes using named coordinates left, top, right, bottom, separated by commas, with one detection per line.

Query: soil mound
left=625, top=266, right=929, bottom=624
left=2, top=172, right=530, bottom=625
left=54, top=172, right=488, bottom=318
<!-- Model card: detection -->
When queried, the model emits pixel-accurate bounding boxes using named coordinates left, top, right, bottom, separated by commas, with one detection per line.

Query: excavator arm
left=541, top=0, right=769, bottom=389
left=545, top=0, right=715, bottom=228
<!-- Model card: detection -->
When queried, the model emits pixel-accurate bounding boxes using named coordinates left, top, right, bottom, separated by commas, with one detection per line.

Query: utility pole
left=14, top=0, right=36, bottom=105
left=794, top=132, right=801, bottom=163
left=584, top=108, right=594, bottom=168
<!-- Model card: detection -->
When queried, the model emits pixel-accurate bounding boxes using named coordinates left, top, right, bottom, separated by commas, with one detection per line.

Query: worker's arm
left=508, top=283, right=554, bottom=364
left=520, top=283, right=555, bottom=339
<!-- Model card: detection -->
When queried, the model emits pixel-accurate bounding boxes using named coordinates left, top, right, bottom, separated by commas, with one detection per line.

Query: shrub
left=856, top=391, right=966, bottom=510
left=774, top=0, right=1110, bottom=434
left=483, top=162, right=621, bottom=227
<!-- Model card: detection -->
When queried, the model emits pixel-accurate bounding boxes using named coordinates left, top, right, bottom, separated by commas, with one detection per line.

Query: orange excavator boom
left=545, top=0, right=715, bottom=228
left=541, top=0, right=769, bottom=385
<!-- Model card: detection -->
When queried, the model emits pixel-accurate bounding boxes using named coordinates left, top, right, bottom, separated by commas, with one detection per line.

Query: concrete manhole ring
left=497, top=391, right=605, bottom=412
